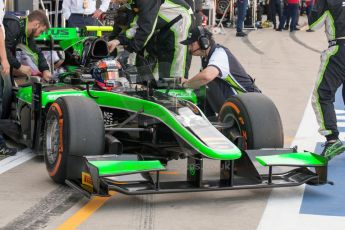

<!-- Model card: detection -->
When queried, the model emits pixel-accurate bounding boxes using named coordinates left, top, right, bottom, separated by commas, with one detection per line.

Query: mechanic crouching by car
left=180, top=26, right=260, bottom=116
left=309, top=0, right=345, bottom=160
left=0, top=0, right=17, bottom=156
left=3, top=10, right=52, bottom=83
left=108, top=0, right=193, bottom=80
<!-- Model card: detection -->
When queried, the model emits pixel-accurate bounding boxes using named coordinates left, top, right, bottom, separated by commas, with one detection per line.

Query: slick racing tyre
left=44, top=96, right=105, bottom=183
left=219, top=93, right=284, bottom=149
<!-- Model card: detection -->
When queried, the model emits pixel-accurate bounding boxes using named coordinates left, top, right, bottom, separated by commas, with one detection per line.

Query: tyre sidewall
left=219, top=97, right=253, bottom=149
left=44, top=101, right=68, bottom=183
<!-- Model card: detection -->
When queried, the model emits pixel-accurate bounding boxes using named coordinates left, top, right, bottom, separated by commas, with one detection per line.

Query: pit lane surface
left=0, top=19, right=335, bottom=230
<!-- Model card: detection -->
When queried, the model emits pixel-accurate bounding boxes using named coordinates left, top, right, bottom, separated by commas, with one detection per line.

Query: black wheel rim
left=221, top=112, right=243, bottom=147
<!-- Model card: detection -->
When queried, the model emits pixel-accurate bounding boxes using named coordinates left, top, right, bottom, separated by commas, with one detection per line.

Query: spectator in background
left=269, top=0, right=282, bottom=30
left=277, top=0, right=299, bottom=31
left=306, top=0, right=314, bottom=32
left=287, top=0, right=300, bottom=31
left=62, top=0, right=110, bottom=27
left=236, top=0, right=248, bottom=37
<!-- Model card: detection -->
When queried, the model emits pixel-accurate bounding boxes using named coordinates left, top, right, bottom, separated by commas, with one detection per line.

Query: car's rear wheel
left=218, top=93, right=284, bottom=149
left=44, top=96, right=105, bottom=183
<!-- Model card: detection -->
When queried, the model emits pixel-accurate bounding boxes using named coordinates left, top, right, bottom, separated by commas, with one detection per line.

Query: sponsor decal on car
left=82, top=172, right=93, bottom=193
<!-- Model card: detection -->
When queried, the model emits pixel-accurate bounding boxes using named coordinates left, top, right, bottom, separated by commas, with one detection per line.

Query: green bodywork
left=89, top=160, right=165, bottom=176
left=17, top=85, right=241, bottom=160
left=157, top=89, right=198, bottom=104
left=36, top=28, right=80, bottom=42
left=256, top=152, right=327, bottom=167
left=36, top=28, right=87, bottom=57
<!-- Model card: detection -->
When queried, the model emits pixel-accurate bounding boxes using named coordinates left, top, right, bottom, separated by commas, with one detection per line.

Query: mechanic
left=309, top=0, right=345, bottom=160
left=180, top=26, right=260, bottom=115
left=62, top=0, right=110, bottom=27
left=108, top=0, right=193, bottom=80
left=185, top=0, right=203, bottom=26
left=3, top=10, right=52, bottom=82
left=0, top=0, right=17, bottom=156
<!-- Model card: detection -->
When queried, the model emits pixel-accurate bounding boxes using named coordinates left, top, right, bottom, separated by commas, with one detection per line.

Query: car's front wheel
left=218, top=93, right=284, bottom=149
left=44, top=96, right=105, bottom=183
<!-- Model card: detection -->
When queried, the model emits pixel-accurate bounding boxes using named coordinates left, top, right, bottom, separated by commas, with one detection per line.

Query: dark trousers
left=288, top=4, right=299, bottom=31
left=278, top=3, right=298, bottom=31
left=269, top=0, right=282, bottom=28
left=278, top=4, right=288, bottom=29
left=236, top=0, right=248, bottom=32
left=67, top=14, right=99, bottom=28
left=306, top=1, right=313, bottom=24
left=313, top=44, right=345, bottom=140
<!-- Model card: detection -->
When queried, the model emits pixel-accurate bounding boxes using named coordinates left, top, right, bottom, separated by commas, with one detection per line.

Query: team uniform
left=3, top=15, right=49, bottom=75
left=309, top=0, right=345, bottom=158
left=117, top=0, right=193, bottom=79
left=203, top=44, right=260, bottom=113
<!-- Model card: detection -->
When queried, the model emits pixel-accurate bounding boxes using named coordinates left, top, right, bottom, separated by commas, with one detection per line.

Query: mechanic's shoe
left=0, top=144, right=17, bottom=156
left=306, top=29, right=314, bottom=32
left=236, top=31, right=247, bottom=37
left=321, top=139, right=345, bottom=161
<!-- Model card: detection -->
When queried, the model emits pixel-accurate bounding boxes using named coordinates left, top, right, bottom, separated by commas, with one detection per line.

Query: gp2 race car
left=0, top=27, right=329, bottom=198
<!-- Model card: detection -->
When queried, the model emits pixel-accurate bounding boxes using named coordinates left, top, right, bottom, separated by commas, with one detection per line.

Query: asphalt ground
left=0, top=16, right=331, bottom=230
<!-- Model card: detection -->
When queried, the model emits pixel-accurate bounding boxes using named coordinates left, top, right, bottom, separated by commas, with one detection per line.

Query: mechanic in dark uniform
left=185, top=0, right=203, bottom=26
left=108, top=0, right=194, bottom=80
left=180, top=26, right=260, bottom=115
left=310, top=0, right=345, bottom=160
left=3, top=10, right=52, bottom=82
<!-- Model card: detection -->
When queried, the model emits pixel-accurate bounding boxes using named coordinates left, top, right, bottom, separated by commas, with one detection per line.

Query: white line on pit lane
left=0, top=148, right=35, bottom=174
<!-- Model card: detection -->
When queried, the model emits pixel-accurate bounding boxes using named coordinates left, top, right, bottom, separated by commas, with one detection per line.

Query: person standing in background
left=236, top=0, right=248, bottom=37
left=287, top=0, right=299, bottom=32
left=269, top=0, right=283, bottom=30
left=305, top=0, right=315, bottom=32
left=62, top=0, right=110, bottom=27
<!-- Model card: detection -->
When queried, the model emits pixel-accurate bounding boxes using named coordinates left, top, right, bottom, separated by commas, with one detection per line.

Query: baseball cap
left=180, top=26, right=202, bottom=45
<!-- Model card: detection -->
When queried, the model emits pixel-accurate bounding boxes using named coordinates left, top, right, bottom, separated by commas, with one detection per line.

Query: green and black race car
left=0, top=27, right=329, bottom=197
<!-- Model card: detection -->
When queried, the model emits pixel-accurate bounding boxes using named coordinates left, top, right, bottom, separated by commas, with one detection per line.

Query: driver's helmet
left=92, top=59, right=121, bottom=91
